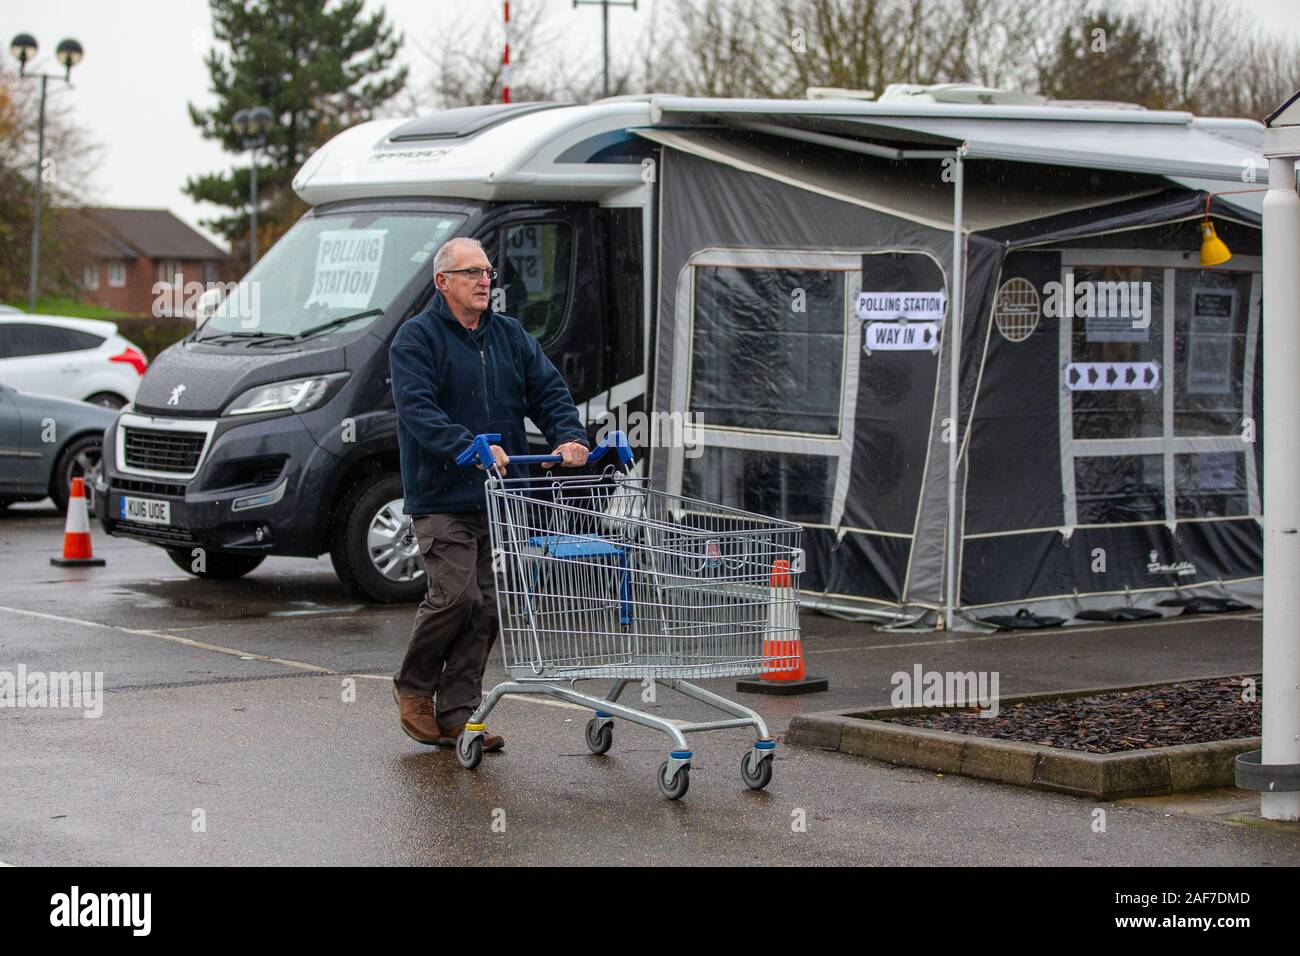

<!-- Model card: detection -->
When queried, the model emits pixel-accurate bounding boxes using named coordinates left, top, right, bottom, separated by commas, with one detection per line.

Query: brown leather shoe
left=438, top=722, right=505, bottom=752
left=394, top=686, right=441, bottom=745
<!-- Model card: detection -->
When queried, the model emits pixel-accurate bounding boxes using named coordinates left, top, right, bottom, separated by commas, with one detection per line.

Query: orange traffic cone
left=50, top=478, right=106, bottom=567
left=736, top=558, right=828, bottom=696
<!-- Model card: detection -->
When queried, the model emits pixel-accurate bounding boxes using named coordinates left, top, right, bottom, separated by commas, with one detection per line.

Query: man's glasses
left=442, top=267, right=498, bottom=282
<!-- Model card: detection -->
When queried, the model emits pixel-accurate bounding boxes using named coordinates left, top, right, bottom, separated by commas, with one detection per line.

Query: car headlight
left=224, top=373, right=349, bottom=416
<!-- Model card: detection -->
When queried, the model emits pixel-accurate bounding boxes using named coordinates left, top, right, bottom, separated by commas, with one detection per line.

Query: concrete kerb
left=785, top=675, right=1261, bottom=801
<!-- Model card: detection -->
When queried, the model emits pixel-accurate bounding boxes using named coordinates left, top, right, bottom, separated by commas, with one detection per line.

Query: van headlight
left=224, top=373, right=349, bottom=416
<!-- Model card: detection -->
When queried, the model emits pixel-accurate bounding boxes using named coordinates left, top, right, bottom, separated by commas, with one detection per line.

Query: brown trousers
left=393, top=512, right=499, bottom=729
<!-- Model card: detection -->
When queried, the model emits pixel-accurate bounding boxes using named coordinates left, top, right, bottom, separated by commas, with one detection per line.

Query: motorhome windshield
left=198, top=210, right=464, bottom=339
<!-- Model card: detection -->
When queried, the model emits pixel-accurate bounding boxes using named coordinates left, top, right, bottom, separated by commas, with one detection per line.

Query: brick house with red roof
left=76, top=207, right=237, bottom=317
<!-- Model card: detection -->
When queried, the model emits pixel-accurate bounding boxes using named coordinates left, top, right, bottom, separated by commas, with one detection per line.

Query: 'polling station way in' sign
left=856, top=290, right=945, bottom=354
left=305, top=229, right=386, bottom=310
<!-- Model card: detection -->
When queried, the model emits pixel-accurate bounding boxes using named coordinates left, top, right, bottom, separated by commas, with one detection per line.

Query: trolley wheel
left=741, top=751, right=774, bottom=790
left=457, top=732, right=483, bottom=770
left=584, top=718, right=613, bottom=755
left=657, top=760, right=690, bottom=800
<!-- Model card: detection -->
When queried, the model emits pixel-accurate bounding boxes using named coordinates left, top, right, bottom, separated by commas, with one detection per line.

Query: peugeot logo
left=168, top=384, right=186, bottom=406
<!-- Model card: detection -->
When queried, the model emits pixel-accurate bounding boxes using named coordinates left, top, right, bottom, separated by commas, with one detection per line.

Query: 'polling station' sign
left=855, top=291, right=946, bottom=322
left=305, top=229, right=386, bottom=309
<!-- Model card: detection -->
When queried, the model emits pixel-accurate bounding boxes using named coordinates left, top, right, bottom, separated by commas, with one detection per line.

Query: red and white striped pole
left=502, top=1, right=511, bottom=104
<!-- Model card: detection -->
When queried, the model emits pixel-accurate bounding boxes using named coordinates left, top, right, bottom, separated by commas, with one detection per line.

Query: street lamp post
left=232, top=106, right=274, bottom=270
left=572, top=0, right=637, bottom=99
left=10, top=33, right=84, bottom=314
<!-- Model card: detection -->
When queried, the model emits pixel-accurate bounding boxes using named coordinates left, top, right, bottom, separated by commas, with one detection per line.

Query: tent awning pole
left=1259, top=150, right=1300, bottom=820
left=945, top=147, right=967, bottom=631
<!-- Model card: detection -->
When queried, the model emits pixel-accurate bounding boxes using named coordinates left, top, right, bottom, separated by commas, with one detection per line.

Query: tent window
left=1069, top=266, right=1165, bottom=440
left=690, top=266, right=844, bottom=436
left=1074, top=454, right=1165, bottom=524
left=1173, top=270, right=1252, bottom=436
left=1175, top=452, right=1248, bottom=517
left=682, top=447, right=835, bottom=524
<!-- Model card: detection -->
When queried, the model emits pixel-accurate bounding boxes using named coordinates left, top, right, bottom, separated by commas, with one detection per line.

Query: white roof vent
left=806, top=87, right=876, bottom=101
left=877, top=83, right=1046, bottom=107
left=1050, top=99, right=1147, bottom=111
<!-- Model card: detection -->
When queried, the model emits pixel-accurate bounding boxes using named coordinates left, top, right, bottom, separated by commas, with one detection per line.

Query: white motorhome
left=99, top=89, right=1269, bottom=627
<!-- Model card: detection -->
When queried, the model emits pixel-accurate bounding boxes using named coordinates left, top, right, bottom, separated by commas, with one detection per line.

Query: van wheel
left=166, top=548, right=265, bottom=579
left=330, top=472, right=425, bottom=603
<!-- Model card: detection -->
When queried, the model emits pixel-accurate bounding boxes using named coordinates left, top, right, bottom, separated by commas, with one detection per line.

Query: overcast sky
left=16, top=0, right=1300, bottom=252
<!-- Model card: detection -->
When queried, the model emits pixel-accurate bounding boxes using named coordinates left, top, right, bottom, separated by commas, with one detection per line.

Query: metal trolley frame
left=452, top=431, right=804, bottom=799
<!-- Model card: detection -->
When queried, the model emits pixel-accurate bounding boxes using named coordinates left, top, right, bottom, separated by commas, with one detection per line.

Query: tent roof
left=647, top=97, right=1268, bottom=186
left=982, top=187, right=1260, bottom=248
left=635, top=127, right=1166, bottom=232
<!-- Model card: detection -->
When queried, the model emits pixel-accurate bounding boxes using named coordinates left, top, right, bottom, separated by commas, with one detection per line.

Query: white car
left=0, top=314, right=148, bottom=408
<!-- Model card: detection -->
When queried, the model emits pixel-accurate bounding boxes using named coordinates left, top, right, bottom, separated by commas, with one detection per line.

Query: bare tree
left=1228, top=34, right=1300, bottom=120
left=414, top=0, right=561, bottom=108
left=0, top=63, right=103, bottom=304
left=956, top=0, right=1069, bottom=92
left=1155, top=0, right=1244, bottom=111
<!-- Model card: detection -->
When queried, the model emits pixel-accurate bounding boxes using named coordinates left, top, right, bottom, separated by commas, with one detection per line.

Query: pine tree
left=184, top=0, right=407, bottom=259
left=1040, top=9, right=1168, bottom=110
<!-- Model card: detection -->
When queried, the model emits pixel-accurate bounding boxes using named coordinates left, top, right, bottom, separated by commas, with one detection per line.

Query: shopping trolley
left=452, top=430, right=804, bottom=800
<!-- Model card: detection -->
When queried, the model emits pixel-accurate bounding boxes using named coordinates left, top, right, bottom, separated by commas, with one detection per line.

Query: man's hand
left=541, top=441, right=589, bottom=469
left=474, top=444, right=510, bottom=476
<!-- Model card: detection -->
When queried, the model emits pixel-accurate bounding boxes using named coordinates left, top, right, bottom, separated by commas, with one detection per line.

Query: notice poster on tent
left=305, top=229, right=386, bottom=309
left=1186, top=287, right=1236, bottom=395
left=1196, top=452, right=1239, bottom=491
left=1083, top=287, right=1151, bottom=342
left=855, top=291, right=945, bottom=322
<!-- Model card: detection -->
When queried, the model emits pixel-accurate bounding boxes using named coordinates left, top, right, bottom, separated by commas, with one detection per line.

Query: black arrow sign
left=1126, top=366, right=1137, bottom=384
left=923, top=327, right=933, bottom=344
left=1106, top=366, right=1119, bottom=385
left=1069, top=366, right=1081, bottom=386
left=1144, top=365, right=1156, bottom=384
left=1088, top=366, right=1099, bottom=384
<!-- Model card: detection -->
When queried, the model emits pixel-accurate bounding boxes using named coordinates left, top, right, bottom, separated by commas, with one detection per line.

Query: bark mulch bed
left=881, top=676, right=1260, bottom=754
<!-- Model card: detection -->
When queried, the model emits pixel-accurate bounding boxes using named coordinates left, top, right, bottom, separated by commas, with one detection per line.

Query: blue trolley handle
left=456, top=430, right=635, bottom=473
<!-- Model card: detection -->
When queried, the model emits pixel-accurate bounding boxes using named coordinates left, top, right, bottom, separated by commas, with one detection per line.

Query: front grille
left=114, top=477, right=187, bottom=498
left=113, top=522, right=195, bottom=546
left=123, top=427, right=206, bottom=474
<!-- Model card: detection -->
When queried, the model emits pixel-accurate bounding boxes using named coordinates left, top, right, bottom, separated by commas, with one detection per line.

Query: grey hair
left=433, top=237, right=487, bottom=275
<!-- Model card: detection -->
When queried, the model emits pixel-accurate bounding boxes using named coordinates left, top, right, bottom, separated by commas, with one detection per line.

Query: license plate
left=120, top=496, right=171, bottom=525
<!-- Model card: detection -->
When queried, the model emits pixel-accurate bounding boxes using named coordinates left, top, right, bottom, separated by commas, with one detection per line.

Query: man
left=389, top=237, right=589, bottom=749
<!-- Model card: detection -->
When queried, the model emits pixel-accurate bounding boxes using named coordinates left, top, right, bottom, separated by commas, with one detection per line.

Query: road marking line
left=0, top=605, right=333, bottom=674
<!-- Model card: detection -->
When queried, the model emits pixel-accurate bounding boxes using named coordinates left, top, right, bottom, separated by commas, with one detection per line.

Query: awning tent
left=638, top=103, right=1266, bottom=628
left=635, top=127, right=1168, bottom=231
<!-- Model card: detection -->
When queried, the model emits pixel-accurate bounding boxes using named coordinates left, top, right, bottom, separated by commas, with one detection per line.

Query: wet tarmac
left=2, top=505, right=1296, bottom=865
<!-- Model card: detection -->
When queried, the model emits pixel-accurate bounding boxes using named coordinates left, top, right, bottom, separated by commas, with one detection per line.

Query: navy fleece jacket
left=388, top=292, right=587, bottom=514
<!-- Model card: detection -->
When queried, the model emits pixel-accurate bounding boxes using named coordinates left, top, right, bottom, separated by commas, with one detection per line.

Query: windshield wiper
left=294, top=309, right=384, bottom=340
left=197, top=330, right=292, bottom=344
